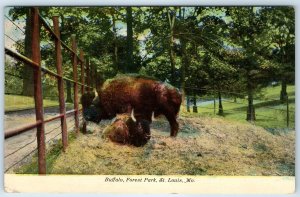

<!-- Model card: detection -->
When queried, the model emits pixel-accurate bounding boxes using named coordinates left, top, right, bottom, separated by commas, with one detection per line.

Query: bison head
left=81, top=91, right=101, bottom=123
left=103, top=109, right=152, bottom=147
left=127, top=109, right=151, bottom=146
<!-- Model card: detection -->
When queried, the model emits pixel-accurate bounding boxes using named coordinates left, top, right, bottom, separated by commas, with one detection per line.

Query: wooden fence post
left=71, top=35, right=79, bottom=134
left=31, top=7, right=46, bottom=174
left=80, top=50, right=87, bottom=133
left=80, top=50, right=85, bottom=94
left=53, top=16, right=68, bottom=151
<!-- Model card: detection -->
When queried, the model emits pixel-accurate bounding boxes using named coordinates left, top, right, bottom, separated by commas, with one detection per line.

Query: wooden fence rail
left=4, top=7, right=94, bottom=174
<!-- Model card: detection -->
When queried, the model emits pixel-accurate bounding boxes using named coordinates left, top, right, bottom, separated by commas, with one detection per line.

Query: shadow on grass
left=215, top=98, right=295, bottom=117
left=277, top=160, right=295, bottom=176
left=255, top=98, right=295, bottom=108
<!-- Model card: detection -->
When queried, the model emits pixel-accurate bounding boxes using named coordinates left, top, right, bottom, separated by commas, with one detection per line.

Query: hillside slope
left=51, top=116, right=295, bottom=176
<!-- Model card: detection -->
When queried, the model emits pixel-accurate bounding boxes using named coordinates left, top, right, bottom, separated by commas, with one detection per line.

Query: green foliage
left=6, top=6, right=295, bottom=107
left=5, top=59, right=23, bottom=94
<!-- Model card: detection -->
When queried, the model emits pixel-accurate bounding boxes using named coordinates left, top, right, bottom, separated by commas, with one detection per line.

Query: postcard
left=3, top=5, right=295, bottom=194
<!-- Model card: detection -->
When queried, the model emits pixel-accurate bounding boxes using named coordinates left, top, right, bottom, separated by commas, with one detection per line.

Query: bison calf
left=102, top=109, right=151, bottom=147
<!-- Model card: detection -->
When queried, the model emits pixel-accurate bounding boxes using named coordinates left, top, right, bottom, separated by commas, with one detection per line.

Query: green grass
left=4, top=95, right=77, bottom=112
left=260, top=84, right=295, bottom=100
left=5, top=95, right=58, bottom=112
left=183, top=85, right=295, bottom=129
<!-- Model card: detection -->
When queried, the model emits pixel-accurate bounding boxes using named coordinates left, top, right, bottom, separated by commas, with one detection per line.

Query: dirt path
left=4, top=112, right=81, bottom=173
left=49, top=116, right=295, bottom=176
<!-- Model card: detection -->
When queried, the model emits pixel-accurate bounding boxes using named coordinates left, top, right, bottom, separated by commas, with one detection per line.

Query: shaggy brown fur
left=102, top=113, right=151, bottom=147
left=81, top=75, right=182, bottom=136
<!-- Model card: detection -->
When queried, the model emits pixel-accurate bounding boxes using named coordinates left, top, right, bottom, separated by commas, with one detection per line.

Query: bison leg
left=165, top=114, right=179, bottom=137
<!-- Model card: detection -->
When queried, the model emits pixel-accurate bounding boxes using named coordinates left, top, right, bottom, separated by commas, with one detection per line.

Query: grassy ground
left=4, top=95, right=76, bottom=112
left=185, top=85, right=295, bottom=129
left=261, top=84, right=295, bottom=100
left=5, top=95, right=58, bottom=112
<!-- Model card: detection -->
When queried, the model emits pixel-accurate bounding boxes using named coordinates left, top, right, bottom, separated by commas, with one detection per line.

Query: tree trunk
left=180, top=38, right=187, bottom=109
left=179, top=7, right=188, bottom=107
left=193, top=91, right=198, bottom=113
left=22, top=10, right=34, bottom=96
left=91, top=63, right=97, bottom=89
left=218, top=91, right=223, bottom=115
left=246, top=83, right=256, bottom=121
left=280, top=78, right=287, bottom=102
left=169, top=38, right=176, bottom=84
left=126, top=7, right=134, bottom=72
left=186, top=95, right=190, bottom=112
left=167, top=9, right=176, bottom=84
left=112, top=14, right=118, bottom=72
left=66, top=80, right=73, bottom=103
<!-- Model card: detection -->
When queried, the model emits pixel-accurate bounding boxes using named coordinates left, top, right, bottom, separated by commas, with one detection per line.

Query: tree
left=8, top=7, right=34, bottom=96
left=203, top=52, right=236, bottom=115
left=176, top=7, right=191, bottom=106
left=126, top=7, right=134, bottom=72
left=264, top=7, right=295, bottom=102
left=136, top=7, right=174, bottom=82
left=111, top=8, right=119, bottom=71
left=170, top=7, right=234, bottom=114
left=225, top=7, right=283, bottom=121
left=6, top=6, right=294, bottom=117
left=167, top=7, right=177, bottom=84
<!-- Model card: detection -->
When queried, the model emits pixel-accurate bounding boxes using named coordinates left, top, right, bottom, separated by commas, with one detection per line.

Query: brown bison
left=102, top=109, right=151, bottom=146
left=81, top=75, right=182, bottom=136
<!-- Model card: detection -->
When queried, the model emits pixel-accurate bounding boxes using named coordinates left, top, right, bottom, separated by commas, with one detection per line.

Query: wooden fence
left=4, top=7, right=94, bottom=174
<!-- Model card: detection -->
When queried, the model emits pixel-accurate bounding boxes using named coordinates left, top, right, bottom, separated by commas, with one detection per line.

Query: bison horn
left=92, top=89, right=99, bottom=104
left=151, top=112, right=156, bottom=121
left=94, top=89, right=98, bottom=97
left=111, top=117, right=117, bottom=123
left=131, top=108, right=137, bottom=122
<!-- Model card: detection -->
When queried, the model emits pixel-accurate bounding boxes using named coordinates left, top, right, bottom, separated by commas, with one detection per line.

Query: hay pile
left=51, top=116, right=295, bottom=175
